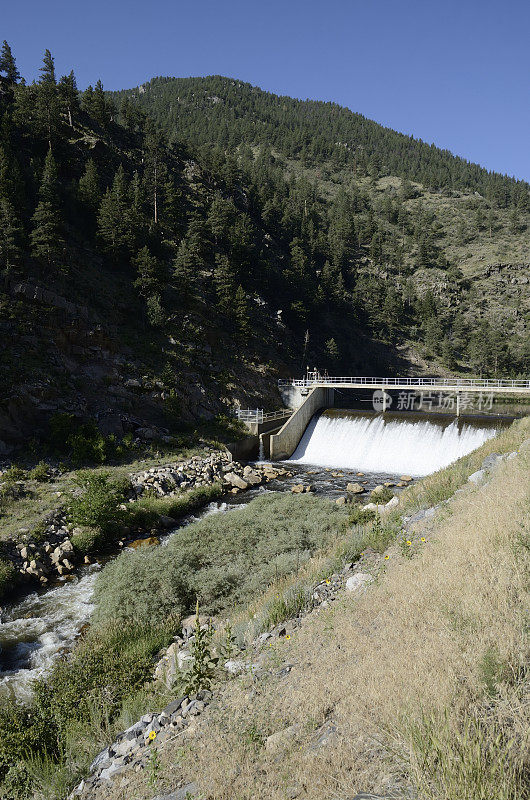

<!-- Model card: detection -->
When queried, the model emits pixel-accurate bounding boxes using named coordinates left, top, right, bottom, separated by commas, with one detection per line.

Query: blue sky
left=4, top=0, right=530, bottom=181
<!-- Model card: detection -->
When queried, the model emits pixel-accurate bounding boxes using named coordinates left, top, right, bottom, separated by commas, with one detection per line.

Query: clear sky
left=4, top=0, right=530, bottom=181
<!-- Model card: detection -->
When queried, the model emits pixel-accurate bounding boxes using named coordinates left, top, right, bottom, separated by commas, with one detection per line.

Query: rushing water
left=0, top=410, right=505, bottom=699
left=289, top=410, right=500, bottom=476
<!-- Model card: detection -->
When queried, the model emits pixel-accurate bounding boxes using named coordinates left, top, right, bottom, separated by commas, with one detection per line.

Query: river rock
left=346, top=482, right=365, bottom=494
left=224, top=472, right=249, bottom=490
left=291, top=484, right=305, bottom=493
left=400, top=475, right=412, bottom=482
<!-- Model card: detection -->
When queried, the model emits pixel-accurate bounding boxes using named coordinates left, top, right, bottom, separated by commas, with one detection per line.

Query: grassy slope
left=93, top=418, right=529, bottom=800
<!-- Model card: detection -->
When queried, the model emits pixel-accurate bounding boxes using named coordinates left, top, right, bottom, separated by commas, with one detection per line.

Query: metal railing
left=236, top=408, right=292, bottom=424
left=278, top=376, right=530, bottom=390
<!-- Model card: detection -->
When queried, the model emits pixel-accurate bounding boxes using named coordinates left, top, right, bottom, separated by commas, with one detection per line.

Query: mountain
left=0, top=49, right=528, bottom=455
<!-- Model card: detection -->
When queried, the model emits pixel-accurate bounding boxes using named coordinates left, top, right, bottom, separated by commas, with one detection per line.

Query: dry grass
left=103, top=441, right=530, bottom=800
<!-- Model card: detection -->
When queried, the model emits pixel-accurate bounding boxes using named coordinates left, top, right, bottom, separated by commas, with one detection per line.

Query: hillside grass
left=92, top=423, right=530, bottom=800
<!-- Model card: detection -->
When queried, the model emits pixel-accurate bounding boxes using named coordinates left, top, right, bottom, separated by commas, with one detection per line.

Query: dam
left=288, top=410, right=500, bottom=476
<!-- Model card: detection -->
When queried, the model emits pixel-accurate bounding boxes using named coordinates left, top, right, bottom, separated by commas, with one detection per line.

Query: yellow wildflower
left=285, top=634, right=291, bottom=640
left=420, top=537, right=426, bottom=543
left=384, top=555, right=390, bottom=560
left=325, top=579, right=331, bottom=585
left=148, top=730, right=157, bottom=741
left=406, top=540, right=412, bottom=546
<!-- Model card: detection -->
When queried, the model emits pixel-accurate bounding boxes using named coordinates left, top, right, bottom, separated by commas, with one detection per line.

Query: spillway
left=289, top=410, right=500, bottom=476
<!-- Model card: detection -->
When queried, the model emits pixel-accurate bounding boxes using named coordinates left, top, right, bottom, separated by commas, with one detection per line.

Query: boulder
left=346, top=482, right=365, bottom=494
left=224, top=472, right=249, bottom=490
left=335, top=496, right=347, bottom=506
left=265, top=724, right=301, bottom=753
left=291, top=484, right=305, bottom=494
left=345, top=573, right=374, bottom=593
left=400, top=475, right=413, bottom=482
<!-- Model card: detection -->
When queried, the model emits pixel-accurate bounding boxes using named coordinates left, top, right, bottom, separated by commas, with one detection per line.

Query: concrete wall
left=270, top=387, right=334, bottom=460
left=278, top=384, right=311, bottom=410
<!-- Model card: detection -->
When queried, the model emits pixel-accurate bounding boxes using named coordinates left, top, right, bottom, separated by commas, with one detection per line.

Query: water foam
left=289, top=411, right=498, bottom=476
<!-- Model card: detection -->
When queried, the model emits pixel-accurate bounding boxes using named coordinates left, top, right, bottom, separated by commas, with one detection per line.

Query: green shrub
left=370, top=486, right=394, bottom=504
left=126, top=482, right=223, bottom=529
left=347, top=504, right=376, bottom=525
left=0, top=557, right=17, bottom=601
left=67, top=472, right=128, bottom=536
left=1, top=465, right=26, bottom=483
left=94, top=492, right=349, bottom=627
left=70, top=526, right=103, bottom=554
left=0, top=622, right=175, bottom=793
left=27, top=461, right=50, bottom=482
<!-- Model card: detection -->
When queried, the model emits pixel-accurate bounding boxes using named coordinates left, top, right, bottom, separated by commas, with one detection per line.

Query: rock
left=90, top=747, right=110, bottom=772
left=482, top=453, right=503, bottom=470
left=182, top=614, right=210, bottom=638
left=400, top=475, right=412, bottom=482
left=100, top=761, right=126, bottom=781
left=224, top=472, right=248, bottom=490
left=385, top=496, right=399, bottom=508
left=345, top=572, right=374, bottom=594
left=177, top=649, right=193, bottom=671
left=224, top=659, right=249, bottom=675
left=335, top=496, right=347, bottom=506
left=468, top=469, right=486, bottom=484
left=265, top=723, right=301, bottom=752
left=128, top=536, right=160, bottom=549
left=159, top=515, right=177, bottom=529
left=152, top=784, right=198, bottom=800
left=291, top=484, right=305, bottom=494
left=161, top=696, right=187, bottom=718
left=383, top=481, right=395, bottom=487
left=346, top=482, right=365, bottom=494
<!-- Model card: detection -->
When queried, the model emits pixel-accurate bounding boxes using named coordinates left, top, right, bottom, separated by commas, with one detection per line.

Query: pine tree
left=173, top=237, right=196, bottom=301
left=143, top=120, right=166, bottom=224
left=0, top=40, right=20, bottom=84
left=58, top=70, right=79, bottom=127
left=0, top=198, right=22, bottom=273
left=133, top=246, right=163, bottom=298
left=78, top=159, right=101, bottom=211
left=325, top=337, right=339, bottom=366
left=97, top=166, right=130, bottom=260
left=92, top=80, right=112, bottom=126
left=30, top=147, right=64, bottom=270
left=36, top=49, right=59, bottom=147
left=234, top=284, right=250, bottom=338
left=214, top=253, right=236, bottom=315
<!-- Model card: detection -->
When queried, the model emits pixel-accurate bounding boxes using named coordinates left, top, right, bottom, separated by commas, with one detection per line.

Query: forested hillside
left=0, top=48, right=529, bottom=453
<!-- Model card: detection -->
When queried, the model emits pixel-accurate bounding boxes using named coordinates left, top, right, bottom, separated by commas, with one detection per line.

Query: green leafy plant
left=67, top=472, right=128, bottom=536
left=185, top=601, right=217, bottom=695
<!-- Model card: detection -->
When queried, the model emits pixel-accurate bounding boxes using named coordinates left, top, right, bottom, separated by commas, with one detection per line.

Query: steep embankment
left=69, top=417, right=529, bottom=800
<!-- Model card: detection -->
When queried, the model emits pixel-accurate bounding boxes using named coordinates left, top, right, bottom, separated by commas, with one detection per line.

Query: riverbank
left=78, top=417, right=530, bottom=800
left=0, top=416, right=528, bottom=799
left=0, top=451, right=292, bottom=603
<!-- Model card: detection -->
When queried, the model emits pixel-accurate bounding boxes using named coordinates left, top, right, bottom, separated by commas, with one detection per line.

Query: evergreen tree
left=234, top=284, right=250, bottom=338
left=0, top=198, right=22, bottom=273
left=0, top=40, right=20, bottom=84
left=36, top=49, right=59, bottom=147
left=143, top=120, right=166, bottom=223
left=214, top=253, right=236, bottom=315
left=78, top=158, right=101, bottom=211
left=97, top=166, right=130, bottom=260
left=58, top=70, right=79, bottom=127
left=325, top=337, right=339, bottom=367
left=92, top=80, right=112, bottom=127
left=30, top=147, right=64, bottom=270
left=133, top=245, right=163, bottom=298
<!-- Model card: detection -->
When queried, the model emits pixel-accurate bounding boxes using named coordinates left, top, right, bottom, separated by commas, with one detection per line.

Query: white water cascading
left=289, top=411, right=499, bottom=476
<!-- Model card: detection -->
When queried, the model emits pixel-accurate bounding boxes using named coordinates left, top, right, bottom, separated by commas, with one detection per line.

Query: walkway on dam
left=279, top=375, right=530, bottom=396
